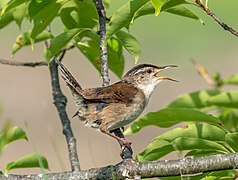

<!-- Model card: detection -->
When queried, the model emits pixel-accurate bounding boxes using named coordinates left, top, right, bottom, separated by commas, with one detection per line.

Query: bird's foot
left=119, top=140, right=133, bottom=159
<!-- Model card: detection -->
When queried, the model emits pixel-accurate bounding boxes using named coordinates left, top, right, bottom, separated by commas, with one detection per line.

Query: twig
left=93, top=0, right=132, bottom=159
left=195, top=0, right=238, bottom=38
left=190, top=59, right=215, bottom=87
left=49, top=51, right=80, bottom=171
left=0, top=59, right=47, bottom=67
left=93, top=0, right=110, bottom=86
left=2, top=153, right=238, bottom=179
left=0, top=46, right=75, bottom=68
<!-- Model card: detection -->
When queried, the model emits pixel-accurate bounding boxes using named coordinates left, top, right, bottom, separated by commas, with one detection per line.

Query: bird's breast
left=107, top=90, right=147, bottom=131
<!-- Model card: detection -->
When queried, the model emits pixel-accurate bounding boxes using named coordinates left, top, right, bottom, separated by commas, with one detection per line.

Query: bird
left=56, top=60, right=177, bottom=156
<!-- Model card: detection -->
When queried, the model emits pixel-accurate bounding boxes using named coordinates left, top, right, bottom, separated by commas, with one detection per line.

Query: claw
left=119, top=140, right=133, bottom=159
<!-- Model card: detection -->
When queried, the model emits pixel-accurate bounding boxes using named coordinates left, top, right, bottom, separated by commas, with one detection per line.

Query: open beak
left=154, top=65, right=178, bottom=82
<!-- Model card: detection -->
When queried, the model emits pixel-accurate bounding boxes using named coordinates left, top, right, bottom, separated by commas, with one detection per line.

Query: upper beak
left=154, top=65, right=178, bottom=82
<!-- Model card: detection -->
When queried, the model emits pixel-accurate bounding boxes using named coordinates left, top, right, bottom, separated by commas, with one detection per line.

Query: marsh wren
left=56, top=60, right=177, bottom=155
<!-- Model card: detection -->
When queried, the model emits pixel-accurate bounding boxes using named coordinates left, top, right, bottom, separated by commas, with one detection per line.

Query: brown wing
left=82, top=82, right=138, bottom=104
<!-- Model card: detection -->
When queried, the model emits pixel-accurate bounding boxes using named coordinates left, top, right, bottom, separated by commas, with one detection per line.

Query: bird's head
left=122, top=64, right=178, bottom=99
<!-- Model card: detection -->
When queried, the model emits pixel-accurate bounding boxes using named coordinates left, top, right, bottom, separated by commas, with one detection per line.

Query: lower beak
left=155, top=65, right=178, bottom=82
left=157, top=76, right=179, bottom=82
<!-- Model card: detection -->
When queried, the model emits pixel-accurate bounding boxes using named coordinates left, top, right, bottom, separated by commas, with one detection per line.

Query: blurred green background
left=0, top=0, right=237, bottom=174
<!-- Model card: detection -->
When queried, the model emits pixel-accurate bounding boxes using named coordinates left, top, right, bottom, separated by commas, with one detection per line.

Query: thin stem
left=190, top=59, right=215, bottom=87
left=49, top=52, right=80, bottom=171
left=195, top=0, right=238, bottom=38
left=0, top=59, right=47, bottom=67
left=0, top=46, right=75, bottom=68
left=93, top=0, right=110, bottom=86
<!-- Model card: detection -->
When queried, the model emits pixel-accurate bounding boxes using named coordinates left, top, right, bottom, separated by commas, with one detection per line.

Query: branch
left=49, top=51, right=80, bottom=171
left=93, top=0, right=110, bottom=86
left=93, top=0, right=132, bottom=159
left=190, top=59, right=215, bottom=87
left=0, top=59, right=47, bottom=67
left=2, top=153, right=238, bottom=179
left=195, top=0, right=238, bottom=38
left=0, top=46, right=75, bottom=68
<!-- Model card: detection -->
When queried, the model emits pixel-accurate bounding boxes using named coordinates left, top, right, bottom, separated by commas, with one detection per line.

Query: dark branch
left=93, top=0, right=132, bottom=159
left=0, top=59, right=47, bottom=67
left=93, top=0, right=110, bottom=86
left=195, top=0, right=238, bottom=38
left=49, top=51, right=80, bottom=171
left=0, top=46, right=75, bottom=68
left=2, top=153, right=238, bottom=179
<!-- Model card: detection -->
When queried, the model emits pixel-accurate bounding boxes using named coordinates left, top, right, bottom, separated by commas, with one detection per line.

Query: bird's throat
left=138, top=83, right=155, bottom=101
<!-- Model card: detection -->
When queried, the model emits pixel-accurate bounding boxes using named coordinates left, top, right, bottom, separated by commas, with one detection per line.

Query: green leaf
left=206, top=170, right=237, bottom=180
left=12, top=2, right=28, bottom=28
left=6, top=153, right=48, bottom=172
left=106, top=0, right=201, bottom=42
left=60, top=0, right=98, bottom=29
left=4, top=126, right=28, bottom=143
left=115, top=30, right=141, bottom=63
left=107, top=37, right=125, bottom=78
left=161, top=0, right=189, bottom=10
left=223, top=73, right=238, bottom=85
left=136, top=139, right=173, bottom=161
left=0, top=0, right=8, bottom=9
left=136, top=123, right=226, bottom=161
left=46, top=28, right=86, bottom=62
left=165, top=5, right=204, bottom=24
left=131, top=1, right=154, bottom=21
left=12, top=31, right=53, bottom=56
left=150, top=0, right=165, bottom=16
left=106, top=0, right=149, bottom=42
left=206, top=91, right=238, bottom=108
left=185, top=149, right=220, bottom=157
left=0, top=126, right=27, bottom=150
left=0, top=11, right=14, bottom=29
left=28, top=0, right=53, bottom=19
left=225, top=132, right=238, bottom=152
left=132, top=0, right=203, bottom=24
left=219, top=109, right=238, bottom=132
left=201, top=176, right=219, bottom=180
left=30, top=0, right=62, bottom=39
left=103, top=0, right=111, bottom=9
left=172, top=137, right=229, bottom=153
left=155, top=123, right=226, bottom=142
left=1, top=0, right=26, bottom=16
left=167, top=89, right=220, bottom=109
left=160, top=170, right=236, bottom=180
left=77, top=31, right=124, bottom=78
left=125, top=108, right=222, bottom=135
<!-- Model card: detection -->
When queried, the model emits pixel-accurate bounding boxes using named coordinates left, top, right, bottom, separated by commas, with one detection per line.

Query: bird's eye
left=147, top=69, right=152, bottom=74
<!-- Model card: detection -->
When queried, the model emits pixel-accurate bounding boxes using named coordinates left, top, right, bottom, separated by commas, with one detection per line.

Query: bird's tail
left=56, top=60, right=90, bottom=119
left=55, top=60, right=87, bottom=110
left=55, top=59, right=82, bottom=93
